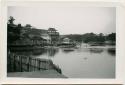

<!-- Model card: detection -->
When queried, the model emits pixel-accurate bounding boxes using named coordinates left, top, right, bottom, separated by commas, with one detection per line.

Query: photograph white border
left=0, top=0, right=125, bottom=84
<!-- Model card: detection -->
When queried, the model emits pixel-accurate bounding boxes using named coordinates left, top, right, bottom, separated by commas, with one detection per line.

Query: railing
left=7, top=53, right=62, bottom=73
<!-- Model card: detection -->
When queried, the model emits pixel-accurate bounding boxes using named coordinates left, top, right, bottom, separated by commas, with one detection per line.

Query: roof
left=63, top=37, right=70, bottom=40
left=48, top=28, right=57, bottom=31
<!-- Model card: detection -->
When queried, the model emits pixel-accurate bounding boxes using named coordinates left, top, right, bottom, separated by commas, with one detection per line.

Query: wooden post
left=8, top=54, right=11, bottom=72
left=20, top=56, right=22, bottom=72
left=13, top=55, right=16, bottom=71
left=35, top=59, right=37, bottom=71
left=27, top=57, right=29, bottom=71
left=34, top=59, right=36, bottom=71
left=29, top=57, right=31, bottom=71
left=35, top=59, right=38, bottom=70
left=32, top=59, right=34, bottom=71
left=39, top=59, right=41, bottom=70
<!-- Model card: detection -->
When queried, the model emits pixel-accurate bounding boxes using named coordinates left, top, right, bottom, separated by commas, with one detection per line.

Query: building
left=30, top=36, right=47, bottom=46
left=40, top=30, right=51, bottom=44
left=47, top=28, right=60, bottom=45
left=62, top=38, right=71, bottom=44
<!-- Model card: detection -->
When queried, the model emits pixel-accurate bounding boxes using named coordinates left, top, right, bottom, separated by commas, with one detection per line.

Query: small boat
left=58, top=43, right=76, bottom=48
left=62, top=47, right=74, bottom=51
left=89, top=42, right=105, bottom=46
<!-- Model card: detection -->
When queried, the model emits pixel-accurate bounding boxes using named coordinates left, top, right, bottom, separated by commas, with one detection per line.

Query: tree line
left=7, top=16, right=35, bottom=44
left=7, top=16, right=116, bottom=45
left=63, top=32, right=116, bottom=43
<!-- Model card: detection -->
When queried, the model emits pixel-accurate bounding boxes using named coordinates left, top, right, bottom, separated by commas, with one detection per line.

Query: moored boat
left=63, top=47, right=74, bottom=51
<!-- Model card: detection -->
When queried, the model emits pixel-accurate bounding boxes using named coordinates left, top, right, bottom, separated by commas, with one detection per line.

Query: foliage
left=7, top=16, right=116, bottom=45
left=63, top=32, right=116, bottom=43
left=8, top=16, right=15, bottom=24
left=7, top=17, right=21, bottom=44
left=106, top=33, right=116, bottom=42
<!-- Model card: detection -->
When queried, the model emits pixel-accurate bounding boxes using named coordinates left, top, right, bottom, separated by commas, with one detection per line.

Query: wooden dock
left=7, top=53, right=62, bottom=74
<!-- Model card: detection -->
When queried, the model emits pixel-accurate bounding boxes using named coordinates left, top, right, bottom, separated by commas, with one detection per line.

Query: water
left=11, top=43, right=115, bottom=78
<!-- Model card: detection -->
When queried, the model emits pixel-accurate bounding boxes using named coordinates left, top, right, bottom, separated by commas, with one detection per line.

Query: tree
left=97, top=33, right=105, bottom=42
left=8, top=16, right=15, bottom=24
left=7, top=17, right=21, bottom=44
left=107, top=33, right=116, bottom=42
left=82, top=33, right=97, bottom=43
left=25, top=24, right=32, bottom=28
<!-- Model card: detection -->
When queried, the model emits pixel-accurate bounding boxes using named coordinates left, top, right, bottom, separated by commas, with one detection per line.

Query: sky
left=8, top=6, right=116, bottom=35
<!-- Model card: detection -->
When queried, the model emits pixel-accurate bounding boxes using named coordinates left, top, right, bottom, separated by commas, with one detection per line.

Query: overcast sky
left=8, top=6, right=116, bottom=35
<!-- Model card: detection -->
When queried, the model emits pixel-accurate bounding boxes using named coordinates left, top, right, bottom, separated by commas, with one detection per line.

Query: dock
left=7, top=52, right=67, bottom=78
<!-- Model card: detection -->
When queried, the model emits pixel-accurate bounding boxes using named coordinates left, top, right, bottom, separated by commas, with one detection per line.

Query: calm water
left=12, top=43, right=115, bottom=78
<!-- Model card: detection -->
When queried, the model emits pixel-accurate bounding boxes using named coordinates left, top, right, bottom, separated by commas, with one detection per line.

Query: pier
left=7, top=53, right=67, bottom=78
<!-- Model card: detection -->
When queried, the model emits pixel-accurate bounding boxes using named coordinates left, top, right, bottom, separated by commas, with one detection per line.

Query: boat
left=62, top=47, right=74, bottom=52
left=88, top=42, right=105, bottom=46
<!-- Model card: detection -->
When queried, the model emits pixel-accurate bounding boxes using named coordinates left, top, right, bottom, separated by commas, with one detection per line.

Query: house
left=30, top=36, right=47, bottom=46
left=47, top=28, right=60, bottom=45
left=18, top=27, right=60, bottom=46
left=62, top=38, right=71, bottom=44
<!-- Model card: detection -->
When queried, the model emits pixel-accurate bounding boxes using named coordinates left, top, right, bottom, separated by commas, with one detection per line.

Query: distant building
left=62, top=38, right=71, bottom=44
left=30, top=36, right=47, bottom=46
left=26, top=27, right=60, bottom=45
left=14, top=26, right=60, bottom=46
left=47, top=28, right=59, bottom=45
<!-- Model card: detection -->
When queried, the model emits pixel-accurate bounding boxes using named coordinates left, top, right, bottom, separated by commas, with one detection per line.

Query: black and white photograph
left=7, top=4, right=116, bottom=78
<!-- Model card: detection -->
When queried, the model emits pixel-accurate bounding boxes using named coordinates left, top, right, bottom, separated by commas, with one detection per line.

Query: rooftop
left=48, top=28, right=57, bottom=31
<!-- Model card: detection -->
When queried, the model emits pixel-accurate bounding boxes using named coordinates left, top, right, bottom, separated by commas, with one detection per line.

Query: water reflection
left=32, top=48, right=47, bottom=55
left=47, top=47, right=59, bottom=57
left=10, top=46, right=116, bottom=57
left=10, top=50, right=33, bottom=56
left=107, top=48, right=116, bottom=56
left=10, top=47, right=59, bottom=57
